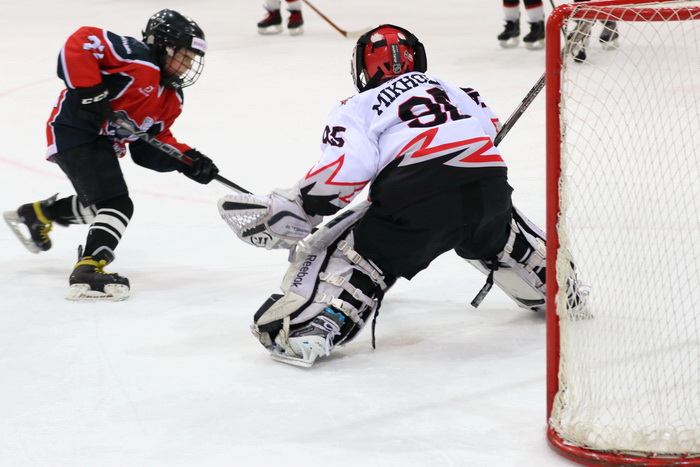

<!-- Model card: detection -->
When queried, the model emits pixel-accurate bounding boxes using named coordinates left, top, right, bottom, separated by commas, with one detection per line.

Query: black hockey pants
left=353, top=177, right=513, bottom=280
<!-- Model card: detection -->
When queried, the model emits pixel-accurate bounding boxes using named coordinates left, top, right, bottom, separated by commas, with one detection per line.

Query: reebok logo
left=291, top=255, right=317, bottom=288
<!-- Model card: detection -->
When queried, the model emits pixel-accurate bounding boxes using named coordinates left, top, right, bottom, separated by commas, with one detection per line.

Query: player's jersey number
left=398, top=87, right=470, bottom=128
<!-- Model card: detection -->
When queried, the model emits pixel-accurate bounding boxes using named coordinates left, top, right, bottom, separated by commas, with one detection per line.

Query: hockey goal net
left=546, top=0, right=700, bottom=465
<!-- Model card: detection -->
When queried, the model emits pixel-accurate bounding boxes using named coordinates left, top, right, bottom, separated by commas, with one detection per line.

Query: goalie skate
left=268, top=307, right=345, bottom=368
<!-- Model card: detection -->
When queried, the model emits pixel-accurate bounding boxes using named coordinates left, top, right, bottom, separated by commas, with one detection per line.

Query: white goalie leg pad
left=251, top=201, right=390, bottom=366
left=468, top=206, right=547, bottom=311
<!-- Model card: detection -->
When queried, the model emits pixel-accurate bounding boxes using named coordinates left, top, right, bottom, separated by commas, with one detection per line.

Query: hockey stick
left=110, top=113, right=250, bottom=193
left=493, top=14, right=595, bottom=148
left=494, top=72, right=546, bottom=147
left=301, top=0, right=371, bottom=39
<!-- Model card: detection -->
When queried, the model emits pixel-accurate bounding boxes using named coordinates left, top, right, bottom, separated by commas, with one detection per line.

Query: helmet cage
left=143, top=9, right=207, bottom=89
left=351, top=24, right=427, bottom=93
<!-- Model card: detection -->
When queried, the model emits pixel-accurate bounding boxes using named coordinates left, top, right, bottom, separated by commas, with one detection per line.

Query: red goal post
left=546, top=0, right=700, bottom=465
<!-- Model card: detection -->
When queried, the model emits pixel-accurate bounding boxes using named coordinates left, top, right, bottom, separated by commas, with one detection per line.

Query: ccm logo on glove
left=80, top=90, right=108, bottom=104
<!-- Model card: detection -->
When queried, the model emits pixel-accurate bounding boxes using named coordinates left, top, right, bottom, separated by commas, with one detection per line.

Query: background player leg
left=498, top=0, right=521, bottom=48
left=257, top=0, right=282, bottom=35
left=286, top=0, right=304, bottom=36
left=53, top=139, right=133, bottom=301
left=522, top=0, right=546, bottom=50
left=4, top=194, right=98, bottom=254
left=66, top=195, right=133, bottom=301
left=599, top=20, right=619, bottom=48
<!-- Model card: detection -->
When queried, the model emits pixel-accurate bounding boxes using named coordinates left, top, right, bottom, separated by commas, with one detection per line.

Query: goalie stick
left=110, top=113, right=250, bottom=194
left=494, top=72, right=546, bottom=147
left=301, top=0, right=371, bottom=39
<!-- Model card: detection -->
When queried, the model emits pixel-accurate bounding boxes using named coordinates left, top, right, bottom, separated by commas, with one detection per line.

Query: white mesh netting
left=549, top=0, right=700, bottom=458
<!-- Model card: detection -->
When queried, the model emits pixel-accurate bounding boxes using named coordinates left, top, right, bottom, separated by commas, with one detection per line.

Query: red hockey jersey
left=46, top=26, right=192, bottom=165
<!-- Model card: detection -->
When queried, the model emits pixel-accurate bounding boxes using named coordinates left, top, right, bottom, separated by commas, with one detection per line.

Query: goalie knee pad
left=251, top=202, right=393, bottom=366
left=467, top=206, right=547, bottom=312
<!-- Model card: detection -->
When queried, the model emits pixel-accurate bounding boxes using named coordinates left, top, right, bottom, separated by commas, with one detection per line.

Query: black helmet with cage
left=143, top=9, right=207, bottom=89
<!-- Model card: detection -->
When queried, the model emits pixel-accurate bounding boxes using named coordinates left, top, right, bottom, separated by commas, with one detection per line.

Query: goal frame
left=545, top=1, right=700, bottom=465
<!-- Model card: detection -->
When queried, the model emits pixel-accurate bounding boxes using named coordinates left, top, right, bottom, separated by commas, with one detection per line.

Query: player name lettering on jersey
left=372, top=72, right=439, bottom=116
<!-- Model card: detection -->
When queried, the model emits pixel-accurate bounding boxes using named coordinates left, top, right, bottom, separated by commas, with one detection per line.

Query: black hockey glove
left=75, top=83, right=111, bottom=126
left=181, top=149, right=219, bottom=184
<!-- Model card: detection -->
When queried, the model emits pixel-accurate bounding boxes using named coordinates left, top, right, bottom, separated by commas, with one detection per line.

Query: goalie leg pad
left=251, top=202, right=392, bottom=366
left=467, top=206, right=547, bottom=311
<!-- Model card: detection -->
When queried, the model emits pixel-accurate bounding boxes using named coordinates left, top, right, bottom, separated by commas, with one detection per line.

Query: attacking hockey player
left=219, top=24, right=561, bottom=367
left=3, top=9, right=219, bottom=301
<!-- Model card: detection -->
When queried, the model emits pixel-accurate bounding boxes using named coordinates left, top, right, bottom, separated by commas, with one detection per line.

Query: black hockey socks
left=43, top=194, right=97, bottom=226
left=82, top=195, right=134, bottom=257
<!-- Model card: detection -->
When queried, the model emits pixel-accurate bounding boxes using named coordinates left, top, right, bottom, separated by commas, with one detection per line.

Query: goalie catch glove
left=218, top=188, right=320, bottom=250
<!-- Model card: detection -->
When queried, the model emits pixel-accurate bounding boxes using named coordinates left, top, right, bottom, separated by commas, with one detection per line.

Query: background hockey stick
left=301, top=0, right=371, bottom=39
left=111, top=113, right=250, bottom=193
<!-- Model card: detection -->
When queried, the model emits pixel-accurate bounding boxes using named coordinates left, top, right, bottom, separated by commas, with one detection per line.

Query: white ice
left=0, top=1, right=577, bottom=465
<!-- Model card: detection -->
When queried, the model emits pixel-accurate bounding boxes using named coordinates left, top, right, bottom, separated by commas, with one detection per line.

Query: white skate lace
left=310, top=316, right=341, bottom=350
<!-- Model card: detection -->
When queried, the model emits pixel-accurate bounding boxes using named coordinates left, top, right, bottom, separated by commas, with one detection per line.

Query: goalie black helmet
left=143, top=9, right=207, bottom=89
left=351, top=24, right=427, bottom=93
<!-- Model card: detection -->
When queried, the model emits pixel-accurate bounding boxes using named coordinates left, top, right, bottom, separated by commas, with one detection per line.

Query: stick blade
left=344, top=27, right=373, bottom=39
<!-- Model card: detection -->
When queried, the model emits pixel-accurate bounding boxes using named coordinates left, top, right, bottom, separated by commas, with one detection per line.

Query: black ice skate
left=3, top=194, right=57, bottom=254
left=66, top=248, right=130, bottom=301
left=498, top=20, right=520, bottom=48
left=567, top=20, right=592, bottom=63
left=599, top=20, right=619, bottom=49
left=523, top=21, right=545, bottom=50
left=287, top=10, right=304, bottom=36
left=257, top=9, right=282, bottom=35
left=270, top=307, right=346, bottom=367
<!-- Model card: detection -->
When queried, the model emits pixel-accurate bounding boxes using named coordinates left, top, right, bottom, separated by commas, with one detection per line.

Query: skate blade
left=269, top=351, right=316, bottom=368
left=289, top=26, right=304, bottom=37
left=524, top=39, right=545, bottom=51
left=268, top=335, right=330, bottom=368
left=3, top=211, right=40, bottom=254
left=258, top=25, right=283, bottom=35
left=499, top=38, right=520, bottom=49
left=65, top=283, right=130, bottom=302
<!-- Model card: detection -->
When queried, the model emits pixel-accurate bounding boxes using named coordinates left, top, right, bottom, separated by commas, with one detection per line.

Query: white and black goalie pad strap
left=218, top=189, right=317, bottom=250
left=468, top=205, right=547, bottom=311
left=251, top=201, right=388, bottom=352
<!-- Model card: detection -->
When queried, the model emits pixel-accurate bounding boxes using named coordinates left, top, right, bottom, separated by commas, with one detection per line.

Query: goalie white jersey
left=296, top=72, right=506, bottom=216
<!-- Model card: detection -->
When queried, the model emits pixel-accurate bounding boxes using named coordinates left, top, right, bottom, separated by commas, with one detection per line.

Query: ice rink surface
left=1, top=1, right=580, bottom=465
